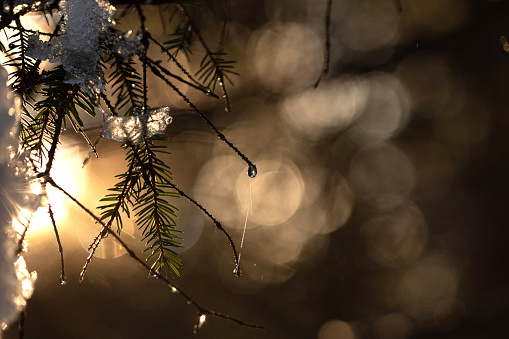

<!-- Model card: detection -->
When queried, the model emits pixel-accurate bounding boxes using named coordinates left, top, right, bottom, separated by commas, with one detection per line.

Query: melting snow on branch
left=102, top=106, right=173, bottom=145
left=0, top=66, right=40, bottom=333
left=27, top=0, right=115, bottom=97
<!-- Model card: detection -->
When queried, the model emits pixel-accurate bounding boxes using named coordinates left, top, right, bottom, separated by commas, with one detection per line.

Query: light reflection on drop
left=247, top=164, right=257, bottom=178
left=59, top=275, right=67, bottom=286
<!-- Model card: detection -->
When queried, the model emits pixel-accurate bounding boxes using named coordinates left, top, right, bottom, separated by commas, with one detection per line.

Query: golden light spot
left=318, top=320, right=357, bottom=339
left=235, top=159, right=303, bottom=227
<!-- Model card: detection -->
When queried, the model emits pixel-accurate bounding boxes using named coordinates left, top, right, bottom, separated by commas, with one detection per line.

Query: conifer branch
left=148, top=34, right=218, bottom=98
left=176, top=1, right=235, bottom=112
left=129, top=146, right=241, bottom=274
left=43, top=85, right=80, bottom=174
left=46, top=176, right=264, bottom=330
left=4, top=2, right=263, bottom=333
left=139, top=54, right=256, bottom=172
left=144, top=53, right=218, bottom=98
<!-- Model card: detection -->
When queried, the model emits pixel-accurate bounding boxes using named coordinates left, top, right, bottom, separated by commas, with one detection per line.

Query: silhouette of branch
left=176, top=1, right=233, bottom=112
left=46, top=176, right=265, bottom=330
left=314, top=0, right=332, bottom=88
left=139, top=53, right=256, bottom=173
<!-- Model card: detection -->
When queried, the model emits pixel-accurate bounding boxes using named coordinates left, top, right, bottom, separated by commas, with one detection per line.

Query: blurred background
left=5, top=0, right=509, bottom=338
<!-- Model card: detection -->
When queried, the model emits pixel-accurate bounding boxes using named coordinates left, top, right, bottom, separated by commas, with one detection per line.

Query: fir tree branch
left=43, top=85, right=80, bottom=174
left=106, top=53, right=143, bottom=112
left=46, top=176, right=265, bottom=330
left=129, top=145, right=241, bottom=274
left=139, top=54, right=256, bottom=174
left=176, top=1, right=234, bottom=112
left=148, top=34, right=218, bottom=98
left=144, top=54, right=218, bottom=98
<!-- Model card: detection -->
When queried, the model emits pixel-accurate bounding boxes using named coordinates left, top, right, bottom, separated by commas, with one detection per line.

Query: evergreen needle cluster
left=0, top=0, right=262, bottom=332
left=0, top=0, right=249, bottom=279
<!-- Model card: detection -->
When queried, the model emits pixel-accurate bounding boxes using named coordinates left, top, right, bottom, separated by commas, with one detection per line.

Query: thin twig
left=148, top=35, right=218, bottom=98
left=139, top=54, right=256, bottom=172
left=46, top=176, right=265, bottom=330
left=176, top=1, right=233, bottom=112
left=135, top=4, right=148, bottom=113
left=157, top=171, right=241, bottom=275
left=48, top=204, right=66, bottom=283
left=43, top=85, right=80, bottom=174
left=314, top=0, right=332, bottom=88
left=17, top=310, right=26, bottom=339
left=16, top=217, right=30, bottom=255
left=82, top=160, right=137, bottom=280
left=145, top=54, right=218, bottom=98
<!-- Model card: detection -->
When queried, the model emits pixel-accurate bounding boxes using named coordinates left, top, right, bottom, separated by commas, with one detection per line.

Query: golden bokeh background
left=4, top=0, right=509, bottom=338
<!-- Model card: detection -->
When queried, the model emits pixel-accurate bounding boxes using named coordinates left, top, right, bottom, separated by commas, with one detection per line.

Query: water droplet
left=59, top=275, right=67, bottom=285
left=101, top=229, right=109, bottom=238
left=233, top=267, right=241, bottom=276
left=151, top=267, right=161, bottom=278
left=171, top=286, right=177, bottom=293
left=247, top=164, right=257, bottom=178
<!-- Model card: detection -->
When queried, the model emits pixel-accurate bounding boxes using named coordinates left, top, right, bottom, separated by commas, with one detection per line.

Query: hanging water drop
left=193, top=314, right=207, bottom=334
left=233, top=267, right=241, bottom=276
left=151, top=267, right=161, bottom=278
left=59, top=275, right=67, bottom=286
left=101, top=228, right=109, bottom=238
left=247, top=164, right=257, bottom=178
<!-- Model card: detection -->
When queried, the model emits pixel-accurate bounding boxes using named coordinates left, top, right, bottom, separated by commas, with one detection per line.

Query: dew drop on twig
left=247, top=164, right=257, bottom=178
left=151, top=267, right=161, bottom=278
left=59, top=275, right=67, bottom=286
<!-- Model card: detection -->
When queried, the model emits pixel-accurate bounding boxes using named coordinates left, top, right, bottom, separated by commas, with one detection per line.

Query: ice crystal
left=102, top=106, right=173, bottom=145
left=101, top=29, right=142, bottom=60
left=27, top=0, right=115, bottom=97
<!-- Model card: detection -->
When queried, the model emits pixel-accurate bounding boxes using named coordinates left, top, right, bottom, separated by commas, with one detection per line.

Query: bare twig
left=135, top=4, right=148, bottom=113
left=314, top=0, right=332, bottom=88
left=48, top=204, right=66, bottom=284
left=16, top=217, right=30, bottom=255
